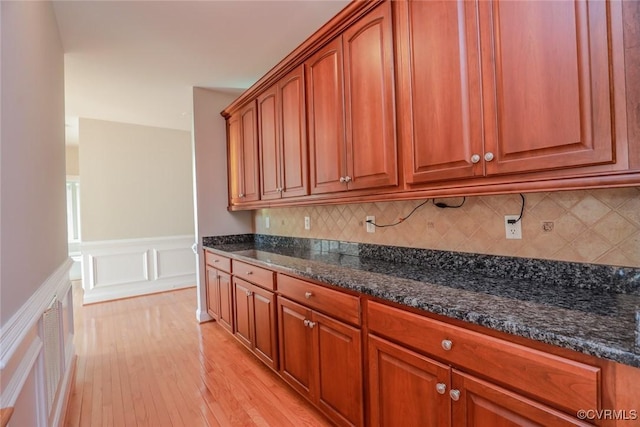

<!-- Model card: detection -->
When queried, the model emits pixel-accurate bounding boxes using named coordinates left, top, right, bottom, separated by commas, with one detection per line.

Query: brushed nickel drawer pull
left=305, top=291, right=313, bottom=299
left=441, top=339, right=453, bottom=351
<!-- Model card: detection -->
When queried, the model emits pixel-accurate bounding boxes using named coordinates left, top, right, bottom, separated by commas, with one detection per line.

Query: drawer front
left=232, top=259, right=275, bottom=290
left=368, top=301, right=600, bottom=415
left=278, top=274, right=360, bottom=325
left=204, top=250, right=231, bottom=272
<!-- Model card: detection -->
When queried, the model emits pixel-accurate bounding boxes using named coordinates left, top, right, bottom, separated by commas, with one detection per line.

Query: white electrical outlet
left=505, top=215, right=522, bottom=239
left=265, top=216, right=270, bottom=229
left=366, top=216, right=375, bottom=233
left=304, top=216, right=311, bottom=230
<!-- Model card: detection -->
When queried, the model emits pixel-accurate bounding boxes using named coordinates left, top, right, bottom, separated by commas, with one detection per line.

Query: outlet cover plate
left=304, top=216, right=310, bottom=230
left=265, top=216, right=270, bottom=229
left=366, top=216, right=375, bottom=233
left=505, top=215, right=522, bottom=239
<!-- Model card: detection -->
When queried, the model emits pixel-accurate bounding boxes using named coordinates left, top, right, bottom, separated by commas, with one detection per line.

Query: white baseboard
left=81, top=235, right=196, bottom=304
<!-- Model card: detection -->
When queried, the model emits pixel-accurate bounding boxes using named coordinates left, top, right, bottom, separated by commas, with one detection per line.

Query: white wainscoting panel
left=0, top=258, right=74, bottom=427
left=91, top=251, right=149, bottom=287
left=81, top=235, right=196, bottom=304
left=154, top=247, right=196, bottom=280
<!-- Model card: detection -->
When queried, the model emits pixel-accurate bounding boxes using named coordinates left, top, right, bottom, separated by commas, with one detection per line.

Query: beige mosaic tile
left=253, top=187, right=640, bottom=268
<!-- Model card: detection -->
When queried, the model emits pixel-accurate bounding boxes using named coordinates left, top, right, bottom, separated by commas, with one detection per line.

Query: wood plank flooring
left=65, top=285, right=332, bottom=427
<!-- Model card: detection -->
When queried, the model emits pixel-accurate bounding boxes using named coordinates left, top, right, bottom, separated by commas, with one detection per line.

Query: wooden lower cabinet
left=205, top=266, right=233, bottom=333
left=232, top=277, right=278, bottom=369
left=368, top=333, right=590, bottom=427
left=217, top=271, right=233, bottom=333
left=278, top=297, right=363, bottom=427
left=451, top=371, right=591, bottom=427
left=205, top=265, right=220, bottom=319
left=368, top=334, right=451, bottom=427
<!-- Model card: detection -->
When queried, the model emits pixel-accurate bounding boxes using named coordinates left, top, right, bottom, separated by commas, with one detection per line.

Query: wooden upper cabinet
left=279, top=66, right=308, bottom=198
left=258, top=66, right=308, bottom=200
left=306, top=37, right=347, bottom=195
left=307, top=1, right=397, bottom=195
left=480, top=0, right=614, bottom=175
left=397, top=0, right=484, bottom=184
left=228, top=101, right=260, bottom=204
left=343, top=1, right=397, bottom=191
left=399, top=0, right=617, bottom=185
left=258, top=86, right=281, bottom=200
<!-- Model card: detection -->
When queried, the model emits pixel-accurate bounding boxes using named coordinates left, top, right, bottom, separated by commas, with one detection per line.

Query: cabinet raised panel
left=205, top=266, right=220, bottom=320
left=258, top=66, right=308, bottom=200
left=480, top=0, right=614, bottom=174
left=307, top=2, right=397, bottom=195
left=343, top=1, right=397, bottom=190
left=233, top=277, right=278, bottom=369
left=368, top=334, right=451, bottom=427
left=278, top=297, right=314, bottom=397
left=258, top=86, right=280, bottom=200
left=217, top=271, right=233, bottom=333
left=228, top=101, right=260, bottom=204
left=233, top=278, right=253, bottom=348
left=397, top=0, right=484, bottom=183
left=279, top=66, right=308, bottom=198
left=399, top=0, right=618, bottom=185
left=306, top=38, right=347, bottom=195
left=451, top=371, right=591, bottom=426
left=315, top=311, right=363, bottom=427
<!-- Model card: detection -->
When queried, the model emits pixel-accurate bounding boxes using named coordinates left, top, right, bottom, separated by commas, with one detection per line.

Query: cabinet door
left=252, top=285, right=278, bottom=370
left=258, top=86, right=281, bottom=201
left=227, top=113, right=243, bottom=204
left=396, top=0, right=484, bottom=184
left=479, top=0, right=614, bottom=175
left=279, top=65, right=308, bottom=198
left=205, top=266, right=220, bottom=320
left=451, top=370, right=591, bottom=427
left=217, top=271, right=233, bottom=333
left=368, top=335, right=451, bottom=427
left=314, top=311, right=363, bottom=427
left=233, top=277, right=253, bottom=349
left=239, top=101, right=260, bottom=202
left=306, top=37, right=347, bottom=195
left=343, top=1, right=398, bottom=191
left=278, top=297, right=314, bottom=398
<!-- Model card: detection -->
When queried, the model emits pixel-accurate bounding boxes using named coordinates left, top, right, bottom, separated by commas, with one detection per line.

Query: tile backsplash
left=253, top=187, right=640, bottom=268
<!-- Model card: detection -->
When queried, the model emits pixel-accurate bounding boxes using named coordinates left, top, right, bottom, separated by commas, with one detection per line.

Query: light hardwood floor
left=64, top=285, right=332, bottom=427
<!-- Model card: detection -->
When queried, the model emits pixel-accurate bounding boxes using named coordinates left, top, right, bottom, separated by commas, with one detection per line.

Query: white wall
left=1, top=0, right=68, bottom=325
left=192, top=87, right=252, bottom=321
left=78, top=119, right=196, bottom=303
left=79, top=118, right=194, bottom=241
left=0, top=2, right=74, bottom=426
left=65, top=145, right=79, bottom=177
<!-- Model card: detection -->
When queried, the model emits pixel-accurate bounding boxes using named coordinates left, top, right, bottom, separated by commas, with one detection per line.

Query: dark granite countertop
left=203, top=235, right=640, bottom=368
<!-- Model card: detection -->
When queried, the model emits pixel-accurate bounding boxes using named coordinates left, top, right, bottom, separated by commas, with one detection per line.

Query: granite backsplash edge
left=203, top=234, right=640, bottom=295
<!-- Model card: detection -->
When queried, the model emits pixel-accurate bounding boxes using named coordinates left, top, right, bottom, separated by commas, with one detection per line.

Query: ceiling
left=53, top=0, right=350, bottom=143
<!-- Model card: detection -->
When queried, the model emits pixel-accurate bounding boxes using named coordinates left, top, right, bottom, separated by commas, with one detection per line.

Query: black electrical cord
left=366, top=199, right=430, bottom=228
left=432, top=197, right=466, bottom=209
left=507, top=193, right=525, bottom=224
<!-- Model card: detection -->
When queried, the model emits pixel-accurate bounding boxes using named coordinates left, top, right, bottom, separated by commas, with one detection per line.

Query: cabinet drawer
left=278, top=274, right=360, bottom=325
left=232, top=260, right=275, bottom=290
left=204, top=251, right=231, bottom=272
left=368, top=301, right=600, bottom=415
